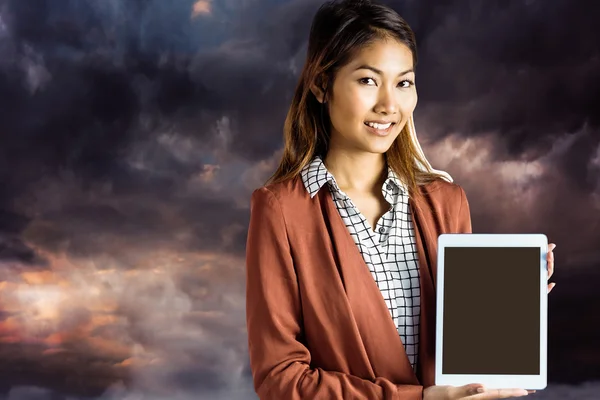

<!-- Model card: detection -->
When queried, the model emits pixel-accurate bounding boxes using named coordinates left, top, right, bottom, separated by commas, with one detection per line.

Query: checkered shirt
left=300, top=156, right=421, bottom=370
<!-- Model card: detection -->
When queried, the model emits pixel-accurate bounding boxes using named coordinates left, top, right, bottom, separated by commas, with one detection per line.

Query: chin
left=373, top=148, right=392, bottom=155
left=364, top=139, right=395, bottom=154
left=363, top=145, right=393, bottom=155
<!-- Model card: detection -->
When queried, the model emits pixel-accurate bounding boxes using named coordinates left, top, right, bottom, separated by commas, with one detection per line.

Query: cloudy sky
left=0, top=0, right=598, bottom=398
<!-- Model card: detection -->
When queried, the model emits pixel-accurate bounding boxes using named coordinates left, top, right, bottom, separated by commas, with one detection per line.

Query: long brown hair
left=265, top=0, right=449, bottom=199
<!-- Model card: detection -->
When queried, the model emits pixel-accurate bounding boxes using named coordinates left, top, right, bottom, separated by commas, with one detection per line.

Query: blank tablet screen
left=442, top=247, right=540, bottom=375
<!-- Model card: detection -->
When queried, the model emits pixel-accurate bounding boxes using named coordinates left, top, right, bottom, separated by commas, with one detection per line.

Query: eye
left=398, top=79, right=414, bottom=88
left=358, top=77, right=377, bottom=86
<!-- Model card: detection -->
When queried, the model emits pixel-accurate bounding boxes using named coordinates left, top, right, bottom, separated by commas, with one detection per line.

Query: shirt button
left=386, top=184, right=393, bottom=191
left=379, top=227, right=386, bottom=234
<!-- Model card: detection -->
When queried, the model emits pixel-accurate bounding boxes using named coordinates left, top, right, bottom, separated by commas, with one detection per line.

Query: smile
left=364, top=121, right=395, bottom=136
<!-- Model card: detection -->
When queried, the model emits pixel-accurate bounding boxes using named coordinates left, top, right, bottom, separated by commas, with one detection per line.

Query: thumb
left=453, top=383, right=485, bottom=398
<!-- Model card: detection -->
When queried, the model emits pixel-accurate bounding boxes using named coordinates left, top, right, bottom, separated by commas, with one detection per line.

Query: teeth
left=366, top=122, right=392, bottom=130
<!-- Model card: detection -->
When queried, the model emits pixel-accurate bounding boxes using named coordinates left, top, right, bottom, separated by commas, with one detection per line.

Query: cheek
left=398, top=91, right=418, bottom=114
left=328, top=92, right=367, bottom=129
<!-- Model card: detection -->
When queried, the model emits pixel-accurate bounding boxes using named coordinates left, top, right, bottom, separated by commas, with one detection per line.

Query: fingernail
left=477, top=387, right=484, bottom=393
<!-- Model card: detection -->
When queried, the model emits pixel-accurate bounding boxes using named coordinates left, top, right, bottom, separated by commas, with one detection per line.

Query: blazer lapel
left=410, top=192, right=439, bottom=388
left=320, top=189, right=420, bottom=384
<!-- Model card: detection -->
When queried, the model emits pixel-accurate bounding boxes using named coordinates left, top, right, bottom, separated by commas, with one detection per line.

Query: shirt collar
left=300, top=156, right=408, bottom=199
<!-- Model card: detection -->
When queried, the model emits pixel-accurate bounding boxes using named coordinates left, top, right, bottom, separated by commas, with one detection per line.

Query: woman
left=245, top=0, right=556, bottom=399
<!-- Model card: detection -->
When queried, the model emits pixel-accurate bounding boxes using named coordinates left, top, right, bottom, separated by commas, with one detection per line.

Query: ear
left=310, top=83, right=325, bottom=103
left=310, top=74, right=328, bottom=104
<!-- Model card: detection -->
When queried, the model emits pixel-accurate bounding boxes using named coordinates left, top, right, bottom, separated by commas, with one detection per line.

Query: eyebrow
left=353, top=65, right=414, bottom=76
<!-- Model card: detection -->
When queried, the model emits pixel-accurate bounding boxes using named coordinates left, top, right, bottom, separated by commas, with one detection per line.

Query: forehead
left=344, top=39, right=414, bottom=73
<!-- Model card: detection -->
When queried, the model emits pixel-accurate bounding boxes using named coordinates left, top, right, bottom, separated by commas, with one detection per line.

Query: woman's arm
left=245, top=187, right=423, bottom=400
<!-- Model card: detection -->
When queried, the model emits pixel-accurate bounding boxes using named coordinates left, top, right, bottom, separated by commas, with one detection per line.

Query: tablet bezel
left=435, top=233, right=548, bottom=390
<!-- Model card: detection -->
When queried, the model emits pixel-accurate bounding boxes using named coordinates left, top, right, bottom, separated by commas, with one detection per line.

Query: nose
left=374, top=86, right=399, bottom=115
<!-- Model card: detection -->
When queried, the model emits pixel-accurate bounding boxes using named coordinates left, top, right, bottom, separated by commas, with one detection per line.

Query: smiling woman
left=317, top=41, right=417, bottom=154
left=244, top=1, right=548, bottom=399
left=265, top=1, right=451, bottom=198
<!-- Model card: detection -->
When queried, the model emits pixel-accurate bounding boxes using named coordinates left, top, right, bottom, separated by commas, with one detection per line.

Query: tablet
left=435, top=234, right=548, bottom=390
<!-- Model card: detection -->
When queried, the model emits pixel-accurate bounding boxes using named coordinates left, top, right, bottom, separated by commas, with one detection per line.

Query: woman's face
left=318, top=38, right=418, bottom=155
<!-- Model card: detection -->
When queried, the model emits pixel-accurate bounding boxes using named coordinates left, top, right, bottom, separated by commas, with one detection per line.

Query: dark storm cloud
left=188, top=44, right=291, bottom=160
left=399, top=0, right=600, bottom=155
left=0, top=342, right=130, bottom=398
left=546, top=260, right=600, bottom=383
left=0, top=235, right=47, bottom=268
left=0, top=0, right=257, bottom=173
left=0, top=210, right=47, bottom=267
left=0, top=0, right=263, bottom=260
left=0, top=0, right=312, bottom=177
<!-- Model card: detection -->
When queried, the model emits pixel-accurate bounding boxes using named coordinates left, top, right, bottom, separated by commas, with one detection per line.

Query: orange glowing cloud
left=0, top=237, right=247, bottom=394
left=21, top=270, right=63, bottom=285
left=192, top=0, right=212, bottom=18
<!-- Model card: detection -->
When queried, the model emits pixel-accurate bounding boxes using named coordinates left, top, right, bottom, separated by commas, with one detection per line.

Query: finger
left=455, top=383, right=486, bottom=397
left=548, top=282, right=556, bottom=293
left=547, top=252, right=554, bottom=279
left=470, top=388, right=530, bottom=399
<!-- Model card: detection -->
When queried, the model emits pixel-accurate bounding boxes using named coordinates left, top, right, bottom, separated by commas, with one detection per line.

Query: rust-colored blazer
left=245, top=175, right=472, bottom=399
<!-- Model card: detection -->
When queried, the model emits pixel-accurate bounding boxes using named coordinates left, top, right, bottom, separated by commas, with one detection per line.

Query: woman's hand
left=547, top=243, right=556, bottom=294
left=423, top=384, right=533, bottom=399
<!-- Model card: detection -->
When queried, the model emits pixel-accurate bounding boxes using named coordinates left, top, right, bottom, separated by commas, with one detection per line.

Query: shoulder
left=250, top=175, right=311, bottom=211
left=416, top=178, right=472, bottom=232
left=418, top=178, right=467, bottom=204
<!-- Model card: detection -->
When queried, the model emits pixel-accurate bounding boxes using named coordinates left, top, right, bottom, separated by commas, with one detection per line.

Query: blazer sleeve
left=245, top=187, right=423, bottom=400
left=457, top=185, right=472, bottom=233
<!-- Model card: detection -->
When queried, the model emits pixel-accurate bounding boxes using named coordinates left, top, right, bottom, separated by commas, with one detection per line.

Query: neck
left=323, top=149, right=387, bottom=194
